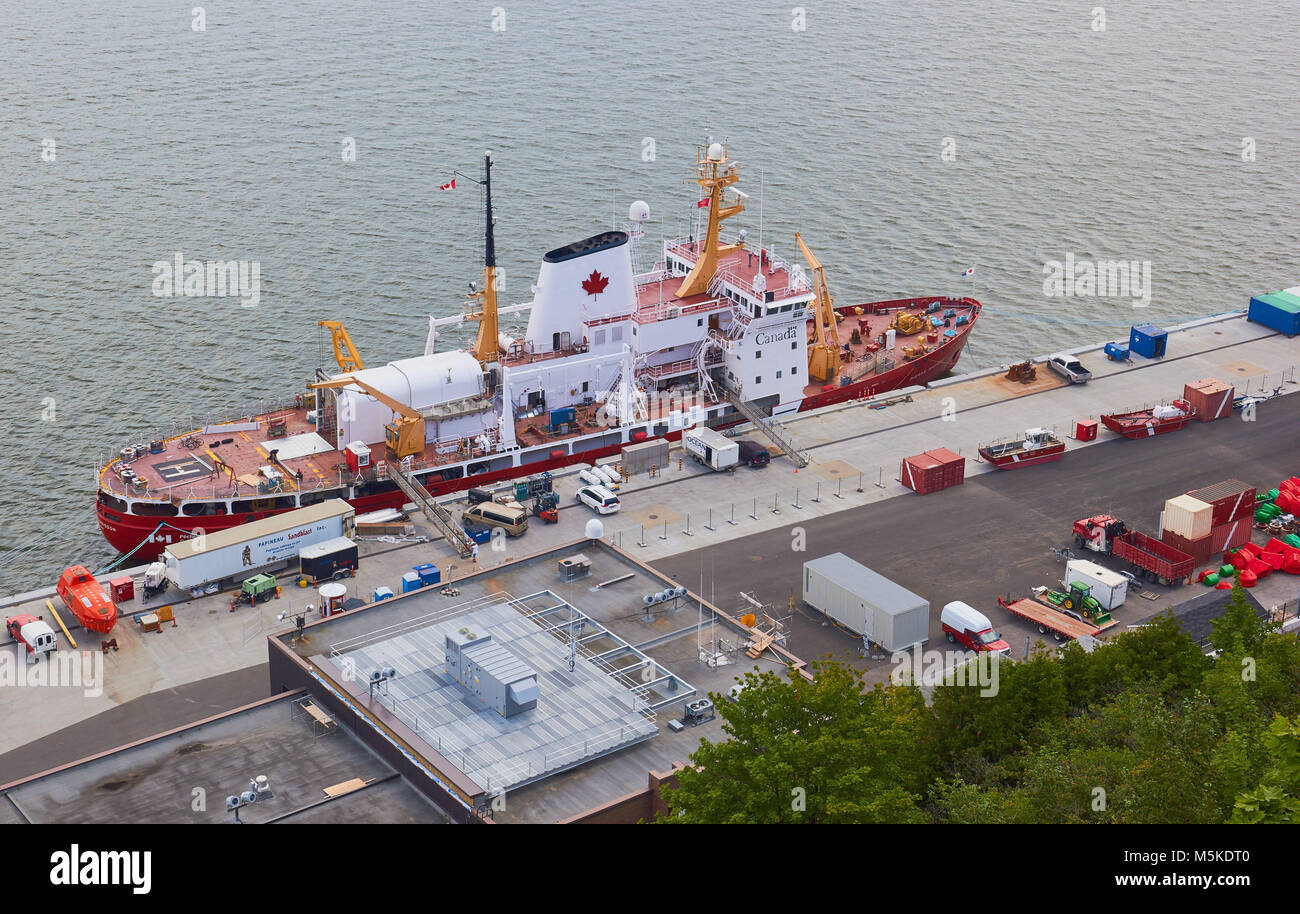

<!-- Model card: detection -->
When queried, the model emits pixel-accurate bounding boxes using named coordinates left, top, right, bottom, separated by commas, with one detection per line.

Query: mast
left=470, top=150, right=501, bottom=367
left=675, top=142, right=745, bottom=299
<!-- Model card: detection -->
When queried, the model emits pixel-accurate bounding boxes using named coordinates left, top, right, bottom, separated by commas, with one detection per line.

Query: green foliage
left=1232, top=714, right=1300, bottom=823
left=659, top=582, right=1300, bottom=824
left=659, top=661, right=933, bottom=823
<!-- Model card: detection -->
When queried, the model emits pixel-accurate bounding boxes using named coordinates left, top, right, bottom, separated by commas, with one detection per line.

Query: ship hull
left=796, top=317, right=974, bottom=413
left=1100, top=415, right=1193, bottom=438
left=978, top=444, right=1067, bottom=469
left=96, top=297, right=979, bottom=562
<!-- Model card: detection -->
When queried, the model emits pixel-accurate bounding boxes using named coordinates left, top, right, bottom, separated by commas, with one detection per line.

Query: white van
left=576, top=484, right=620, bottom=515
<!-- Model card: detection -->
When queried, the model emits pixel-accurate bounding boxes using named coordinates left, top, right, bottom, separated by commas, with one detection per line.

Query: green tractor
left=1034, top=580, right=1112, bottom=626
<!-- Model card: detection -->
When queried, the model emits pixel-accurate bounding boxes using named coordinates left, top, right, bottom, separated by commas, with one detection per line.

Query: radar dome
left=707, top=142, right=724, bottom=161
left=585, top=518, right=604, bottom=539
left=628, top=200, right=650, bottom=222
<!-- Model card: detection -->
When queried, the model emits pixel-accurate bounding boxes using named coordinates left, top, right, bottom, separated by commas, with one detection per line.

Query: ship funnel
left=525, top=231, right=635, bottom=355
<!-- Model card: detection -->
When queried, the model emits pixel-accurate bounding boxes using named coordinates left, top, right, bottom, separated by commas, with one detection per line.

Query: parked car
left=736, top=439, right=771, bottom=468
left=463, top=501, right=529, bottom=537
left=576, top=484, right=621, bottom=515
left=1046, top=352, right=1092, bottom=384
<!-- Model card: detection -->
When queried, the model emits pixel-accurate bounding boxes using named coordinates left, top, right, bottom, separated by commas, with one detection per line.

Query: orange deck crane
left=318, top=320, right=365, bottom=373
left=797, top=232, right=839, bottom=383
left=308, top=375, right=426, bottom=459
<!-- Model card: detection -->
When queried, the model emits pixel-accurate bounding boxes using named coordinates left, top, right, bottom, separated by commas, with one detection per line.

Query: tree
left=1232, top=714, right=1300, bottom=823
left=1210, top=580, right=1275, bottom=657
left=658, top=660, right=933, bottom=823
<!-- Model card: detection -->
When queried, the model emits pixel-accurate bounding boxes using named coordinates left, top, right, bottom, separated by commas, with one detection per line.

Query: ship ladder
left=388, top=462, right=475, bottom=559
left=723, top=391, right=810, bottom=468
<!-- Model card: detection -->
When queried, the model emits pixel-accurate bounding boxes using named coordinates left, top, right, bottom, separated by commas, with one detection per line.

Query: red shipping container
left=1074, top=419, right=1098, bottom=441
left=1183, top=378, right=1234, bottom=422
left=1210, top=518, right=1252, bottom=554
left=1162, top=529, right=1215, bottom=567
left=924, top=448, right=966, bottom=487
left=901, top=449, right=964, bottom=494
left=901, top=453, right=939, bottom=494
left=1187, top=479, right=1257, bottom=526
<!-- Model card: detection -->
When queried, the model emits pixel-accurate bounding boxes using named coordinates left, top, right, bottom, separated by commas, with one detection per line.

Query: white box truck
left=162, top=499, right=356, bottom=590
left=683, top=426, right=738, bottom=471
left=1064, top=559, right=1128, bottom=610
left=802, top=553, right=929, bottom=652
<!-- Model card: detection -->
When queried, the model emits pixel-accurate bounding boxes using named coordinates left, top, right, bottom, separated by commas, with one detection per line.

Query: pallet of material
left=357, top=521, right=416, bottom=536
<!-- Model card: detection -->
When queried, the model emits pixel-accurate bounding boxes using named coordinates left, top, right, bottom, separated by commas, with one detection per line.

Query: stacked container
left=1162, top=494, right=1214, bottom=566
left=1183, top=378, right=1234, bottom=422
left=900, top=448, right=965, bottom=495
left=1187, top=479, right=1257, bottom=559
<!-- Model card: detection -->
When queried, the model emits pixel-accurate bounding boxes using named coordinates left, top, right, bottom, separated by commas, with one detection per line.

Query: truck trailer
left=298, top=536, right=360, bottom=583
left=683, top=426, right=739, bottom=471
left=162, top=499, right=356, bottom=591
left=802, top=553, right=929, bottom=652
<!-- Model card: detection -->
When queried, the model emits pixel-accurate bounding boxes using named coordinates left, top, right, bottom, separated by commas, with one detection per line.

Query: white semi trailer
left=683, top=426, right=738, bottom=471
left=160, top=499, right=356, bottom=591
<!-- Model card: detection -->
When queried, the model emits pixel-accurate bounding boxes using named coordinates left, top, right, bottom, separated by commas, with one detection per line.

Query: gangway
left=388, top=462, right=475, bottom=558
left=723, top=391, right=809, bottom=468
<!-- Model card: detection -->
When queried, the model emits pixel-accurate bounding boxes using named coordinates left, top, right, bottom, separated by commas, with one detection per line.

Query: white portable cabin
left=802, top=553, right=929, bottom=652
left=1064, top=559, right=1128, bottom=609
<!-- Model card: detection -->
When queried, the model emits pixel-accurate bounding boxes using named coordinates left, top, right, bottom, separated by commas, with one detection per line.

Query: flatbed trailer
left=999, top=596, right=1110, bottom=643
left=1111, top=530, right=1194, bottom=585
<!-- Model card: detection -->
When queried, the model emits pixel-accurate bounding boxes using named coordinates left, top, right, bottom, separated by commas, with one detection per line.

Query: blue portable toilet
left=401, top=572, right=421, bottom=593
left=373, top=586, right=395, bottom=602
left=414, top=563, right=441, bottom=586
left=1129, top=324, right=1167, bottom=359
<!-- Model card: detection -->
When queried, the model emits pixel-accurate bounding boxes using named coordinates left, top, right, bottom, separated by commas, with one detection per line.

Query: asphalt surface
left=652, top=392, right=1300, bottom=671
left=0, top=664, right=268, bottom=786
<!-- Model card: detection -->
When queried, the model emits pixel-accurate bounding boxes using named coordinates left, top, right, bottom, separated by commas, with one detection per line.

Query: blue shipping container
left=1129, top=323, right=1167, bottom=359
left=1248, top=292, right=1300, bottom=337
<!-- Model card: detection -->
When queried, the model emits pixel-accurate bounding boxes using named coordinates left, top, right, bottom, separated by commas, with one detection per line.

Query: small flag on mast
left=697, top=197, right=710, bottom=208
left=961, top=267, right=975, bottom=277
left=439, top=178, right=456, bottom=191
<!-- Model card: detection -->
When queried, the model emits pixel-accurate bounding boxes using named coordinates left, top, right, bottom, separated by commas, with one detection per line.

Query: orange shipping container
left=1183, top=377, right=1234, bottom=422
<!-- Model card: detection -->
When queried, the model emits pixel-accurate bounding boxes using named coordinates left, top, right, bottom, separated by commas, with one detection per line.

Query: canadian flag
left=439, top=178, right=456, bottom=191
left=697, top=197, right=710, bottom=208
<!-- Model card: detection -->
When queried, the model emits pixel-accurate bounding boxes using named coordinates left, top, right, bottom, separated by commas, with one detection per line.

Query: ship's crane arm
left=309, top=375, right=425, bottom=459
left=797, top=232, right=839, bottom=383
left=318, top=320, right=365, bottom=373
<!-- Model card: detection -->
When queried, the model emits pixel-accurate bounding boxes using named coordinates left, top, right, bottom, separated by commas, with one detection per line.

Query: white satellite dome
left=585, top=518, right=604, bottom=539
left=707, top=142, right=724, bottom=161
left=628, top=200, right=650, bottom=222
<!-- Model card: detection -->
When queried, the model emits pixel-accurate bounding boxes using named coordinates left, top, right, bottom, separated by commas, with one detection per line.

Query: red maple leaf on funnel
left=582, top=269, right=610, bottom=296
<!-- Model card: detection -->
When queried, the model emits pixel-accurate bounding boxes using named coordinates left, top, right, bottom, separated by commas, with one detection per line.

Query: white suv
left=576, top=484, right=620, bottom=515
